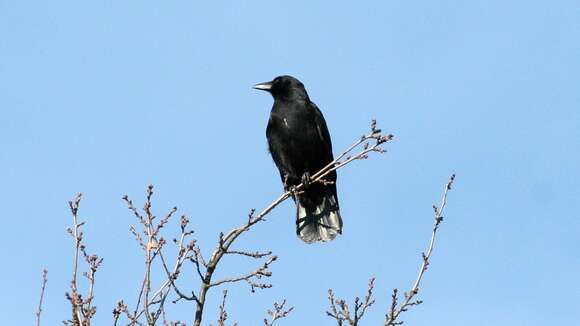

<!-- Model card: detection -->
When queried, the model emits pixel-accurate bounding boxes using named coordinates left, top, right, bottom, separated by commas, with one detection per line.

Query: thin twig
left=64, top=193, right=102, bottom=326
left=216, top=290, right=229, bottom=326
left=36, top=269, right=48, bottom=326
left=384, top=174, right=456, bottom=326
left=326, top=278, right=376, bottom=326
left=263, top=299, right=294, bottom=326
left=210, top=255, right=277, bottom=288
left=120, top=187, right=186, bottom=326
left=65, top=194, right=85, bottom=325
left=159, top=250, right=199, bottom=304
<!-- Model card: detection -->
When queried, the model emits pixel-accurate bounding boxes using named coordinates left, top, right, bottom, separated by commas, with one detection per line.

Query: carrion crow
left=254, top=75, right=342, bottom=243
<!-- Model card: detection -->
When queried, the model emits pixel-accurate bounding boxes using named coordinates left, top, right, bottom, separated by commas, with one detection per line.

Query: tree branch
left=119, top=187, right=193, bottom=326
left=384, top=174, right=456, bottom=326
left=212, top=289, right=237, bottom=326
left=326, top=278, right=376, bottom=326
left=36, top=269, right=48, bottom=326
left=263, top=299, right=294, bottom=326
left=191, top=120, right=392, bottom=326
left=59, top=120, right=392, bottom=326
left=64, top=193, right=102, bottom=326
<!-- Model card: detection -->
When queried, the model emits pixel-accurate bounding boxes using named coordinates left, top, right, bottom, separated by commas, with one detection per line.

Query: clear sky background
left=1, top=1, right=579, bottom=325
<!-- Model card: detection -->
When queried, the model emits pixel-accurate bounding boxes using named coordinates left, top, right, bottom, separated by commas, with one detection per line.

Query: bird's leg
left=301, top=172, right=311, bottom=189
left=283, top=174, right=291, bottom=192
left=284, top=174, right=297, bottom=198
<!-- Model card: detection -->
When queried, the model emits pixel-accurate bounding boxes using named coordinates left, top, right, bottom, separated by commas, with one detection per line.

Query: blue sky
left=1, top=1, right=579, bottom=325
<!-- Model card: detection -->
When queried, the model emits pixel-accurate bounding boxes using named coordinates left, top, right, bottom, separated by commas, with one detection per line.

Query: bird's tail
left=296, top=191, right=342, bottom=243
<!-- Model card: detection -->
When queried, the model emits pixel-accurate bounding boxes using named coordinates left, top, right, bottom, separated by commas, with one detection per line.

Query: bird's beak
left=253, top=81, right=273, bottom=91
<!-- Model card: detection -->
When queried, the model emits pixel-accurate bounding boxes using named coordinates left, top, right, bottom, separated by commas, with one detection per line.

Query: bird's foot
left=289, top=185, right=304, bottom=198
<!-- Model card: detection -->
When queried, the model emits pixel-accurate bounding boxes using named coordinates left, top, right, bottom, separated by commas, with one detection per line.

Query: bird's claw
left=289, top=185, right=305, bottom=199
left=290, top=185, right=298, bottom=194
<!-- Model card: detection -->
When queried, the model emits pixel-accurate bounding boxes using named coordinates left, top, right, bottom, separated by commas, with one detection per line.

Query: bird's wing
left=311, top=102, right=334, bottom=157
left=266, top=116, right=296, bottom=185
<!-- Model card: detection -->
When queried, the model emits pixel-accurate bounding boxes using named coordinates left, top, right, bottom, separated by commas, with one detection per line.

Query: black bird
left=254, top=75, right=342, bottom=243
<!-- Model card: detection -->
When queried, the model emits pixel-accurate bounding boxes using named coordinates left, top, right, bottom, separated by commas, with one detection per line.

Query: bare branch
left=36, top=269, right=48, bottom=326
left=325, top=175, right=455, bottom=326
left=215, top=290, right=234, bottom=326
left=210, top=255, right=277, bottom=289
left=355, top=278, right=376, bottom=323
left=159, top=249, right=199, bottom=304
left=263, top=299, right=294, bottom=326
left=327, top=289, right=344, bottom=326
left=57, top=121, right=392, bottom=326
left=384, top=174, right=456, bottom=326
left=51, top=118, right=457, bottom=325
left=192, top=121, right=392, bottom=326
left=225, top=250, right=272, bottom=259
left=64, top=193, right=102, bottom=326
left=118, top=187, right=189, bottom=326
left=326, top=278, right=376, bottom=326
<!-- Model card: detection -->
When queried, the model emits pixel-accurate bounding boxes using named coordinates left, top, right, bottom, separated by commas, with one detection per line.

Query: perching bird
left=254, top=75, right=342, bottom=243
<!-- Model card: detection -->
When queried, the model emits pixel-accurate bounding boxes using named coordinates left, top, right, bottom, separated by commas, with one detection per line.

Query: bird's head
left=253, top=75, right=309, bottom=101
